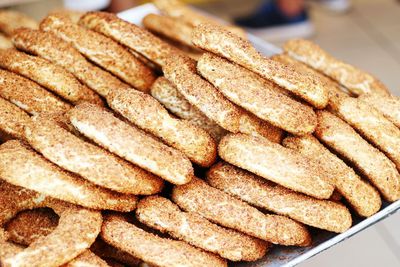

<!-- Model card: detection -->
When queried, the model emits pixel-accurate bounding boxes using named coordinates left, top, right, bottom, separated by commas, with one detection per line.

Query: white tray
left=118, top=4, right=400, bottom=267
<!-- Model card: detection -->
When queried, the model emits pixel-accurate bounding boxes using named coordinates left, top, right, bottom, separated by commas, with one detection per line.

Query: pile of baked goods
left=0, top=0, right=399, bottom=266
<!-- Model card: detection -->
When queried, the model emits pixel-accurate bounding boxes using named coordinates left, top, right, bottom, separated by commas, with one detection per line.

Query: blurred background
left=0, top=0, right=399, bottom=266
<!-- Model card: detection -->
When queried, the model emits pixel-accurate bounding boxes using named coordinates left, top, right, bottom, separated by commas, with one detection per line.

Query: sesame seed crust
left=136, top=195, right=269, bottom=261
left=67, top=103, right=194, bottom=185
left=41, top=14, right=155, bottom=92
left=283, top=39, right=390, bottom=96
left=108, top=88, right=217, bottom=167
left=198, top=53, right=317, bottom=135
left=207, top=162, right=353, bottom=232
left=25, top=115, right=164, bottom=195
left=219, top=133, right=335, bottom=199
left=101, top=214, right=227, bottom=267
left=192, top=24, right=329, bottom=108
left=283, top=135, right=381, bottom=217
left=315, top=111, right=400, bottom=202
left=172, top=177, right=311, bottom=246
left=0, top=49, right=102, bottom=105
left=12, top=28, right=130, bottom=97
left=0, top=140, right=138, bottom=211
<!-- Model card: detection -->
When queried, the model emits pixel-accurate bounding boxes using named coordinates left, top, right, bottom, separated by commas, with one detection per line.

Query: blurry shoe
left=318, top=0, right=352, bottom=13
left=234, top=1, right=314, bottom=41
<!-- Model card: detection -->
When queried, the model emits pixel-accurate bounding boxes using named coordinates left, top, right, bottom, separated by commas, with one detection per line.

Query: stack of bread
left=0, top=0, right=399, bottom=266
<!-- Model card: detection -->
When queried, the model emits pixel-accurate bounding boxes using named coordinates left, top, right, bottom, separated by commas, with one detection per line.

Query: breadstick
left=198, top=53, right=317, bottom=135
left=153, top=0, right=246, bottom=39
left=164, top=55, right=283, bottom=142
left=0, top=69, right=71, bottom=115
left=40, top=14, right=155, bottom=92
left=108, top=89, right=216, bottom=167
left=283, top=39, right=390, bottom=96
left=0, top=49, right=102, bottom=105
left=136, top=196, right=269, bottom=261
left=0, top=10, right=37, bottom=36
left=0, top=97, right=31, bottom=141
left=143, top=14, right=196, bottom=49
left=0, top=140, right=138, bottom=211
left=150, top=77, right=227, bottom=141
left=67, top=103, right=194, bottom=185
left=25, top=115, right=164, bottom=195
left=172, top=177, right=311, bottom=246
left=192, top=24, right=328, bottom=108
left=219, top=133, right=334, bottom=199
left=101, top=214, right=227, bottom=267
left=206, top=162, right=352, bottom=232
left=79, top=12, right=186, bottom=67
left=333, top=97, right=400, bottom=170
left=0, top=182, right=102, bottom=267
left=283, top=135, right=381, bottom=217
left=315, top=111, right=400, bottom=202
left=12, top=28, right=130, bottom=97
left=359, top=93, right=400, bottom=128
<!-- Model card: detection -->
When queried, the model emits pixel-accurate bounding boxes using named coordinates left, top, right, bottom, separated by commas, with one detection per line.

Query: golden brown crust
left=207, top=162, right=352, bottom=232
left=48, top=10, right=84, bottom=23
left=91, top=239, right=141, bottom=267
left=157, top=32, right=203, bottom=60
left=283, top=39, right=390, bottom=96
left=5, top=209, right=108, bottom=267
left=0, top=69, right=71, bottom=115
left=0, top=182, right=102, bottom=267
left=334, top=97, right=400, bottom=171
left=0, top=97, right=32, bottom=141
left=315, top=111, right=400, bottom=202
left=66, top=250, right=109, bottom=267
left=0, top=10, right=37, bottom=36
left=0, top=140, right=138, bottom=211
left=79, top=11, right=185, bottom=68
left=41, top=14, right=155, bottom=92
left=150, top=77, right=227, bottom=141
left=192, top=24, right=328, bottom=108
left=101, top=214, right=227, bottom=267
left=0, top=33, right=12, bottom=49
left=359, top=93, right=400, bottom=128
left=153, top=0, right=246, bottom=39
left=164, top=55, right=283, bottom=142
left=143, top=14, right=196, bottom=49
left=12, top=28, right=130, bottom=97
left=67, top=103, right=194, bottom=185
left=283, top=135, right=381, bottom=217
left=172, top=177, right=311, bottom=246
left=198, top=53, right=317, bottom=135
left=6, top=209, right=58, bottom=246
left=25, top=115, right=164, bottom=195
left=136, top=195, right=269, bottom=261
left=0, top=48, right=102, bottom=105
left=219, top=133, right=334, bottom=199
left=271, top=53, right=350, bottom=110
left=108, top=89, right=217, bottom=167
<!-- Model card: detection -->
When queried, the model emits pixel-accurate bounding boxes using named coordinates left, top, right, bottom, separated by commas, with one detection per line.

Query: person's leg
left=235, top=0, right=314, bottom=41
left=277, top=0, right=305, bottom=18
